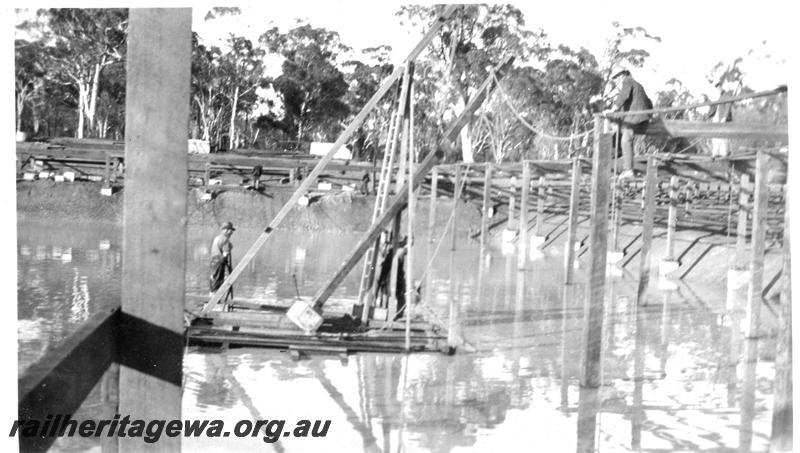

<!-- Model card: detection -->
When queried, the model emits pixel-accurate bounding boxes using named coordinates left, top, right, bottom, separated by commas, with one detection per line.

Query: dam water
left=17, top=218, right=776, bottom=452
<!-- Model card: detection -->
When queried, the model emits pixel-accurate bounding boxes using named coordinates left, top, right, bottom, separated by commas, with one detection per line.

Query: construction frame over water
left=17, top=7, right=790, bottom=453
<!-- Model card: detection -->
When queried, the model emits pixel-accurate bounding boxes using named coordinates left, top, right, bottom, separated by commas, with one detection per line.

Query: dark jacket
left=707, top=92, right=734, bottom=123
left=614, top=76, right=653, bottom=125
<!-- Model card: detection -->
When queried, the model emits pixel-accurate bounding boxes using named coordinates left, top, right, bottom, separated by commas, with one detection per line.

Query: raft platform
left=185, top=298, right=451, bottom=355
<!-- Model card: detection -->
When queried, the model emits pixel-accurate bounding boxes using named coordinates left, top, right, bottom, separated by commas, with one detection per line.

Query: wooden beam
left=312, top=147, right=442, bottom=309
left=665, top=175, right=679, bottom=260
left=740, top=150, right=770, bottom=451
left=580, top=117, right=611, bottom=391
left=18, top=308, right=119, bottom=453
left=564, top=158, right=581, bottom=284
left=604, top=86, right=787, bottom=119
left=535, top=176, right=546, bottom=236
left=428, top=166, right=439, bottom=241
left=736, top=173, right=751, bottom=268
left=770, top=188, right=792, bottom=451
left=395, top=63, right=413, bottom=193
left=518, top=162, right=530, bottom=268
left=641, top=119, right=788, bottom=141
left=635, top=156, right=658, bottom=307
left=451, top=165, right=462, bottom=251
left=480, top=164, right=493, bottom=252
left=204, top=6, right=459, bottom=311
left=310, top=57, right=516, bottom=311
left=442, top=55, right=514, bottom=144
left=119, top=9, right=191, bottom=452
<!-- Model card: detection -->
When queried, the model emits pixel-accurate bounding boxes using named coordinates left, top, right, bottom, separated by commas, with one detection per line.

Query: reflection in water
left=18, top=219, right=780, bottom=452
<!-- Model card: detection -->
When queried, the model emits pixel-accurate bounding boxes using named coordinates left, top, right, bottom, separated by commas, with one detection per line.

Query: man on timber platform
left=209, top=222, right=235, bottom=304
left=609, top=70, right=653, bottom=178
left=707, top=79, right=737, bottom=158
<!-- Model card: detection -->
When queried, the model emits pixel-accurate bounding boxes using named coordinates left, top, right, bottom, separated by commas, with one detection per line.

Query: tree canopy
left=14, top=6, right=786, bottom=159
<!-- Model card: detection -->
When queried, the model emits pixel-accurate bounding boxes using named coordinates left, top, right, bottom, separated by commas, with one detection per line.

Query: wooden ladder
left=355, top=65, right=412, bottom=308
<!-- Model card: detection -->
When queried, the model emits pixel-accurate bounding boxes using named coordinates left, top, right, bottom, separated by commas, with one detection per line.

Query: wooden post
left=395, top=63, right=412, bottom=193
left=610, top=177, right=619, bottom=251
left=559, top=282, right=571, bottom=412
left=577, top=118, right=611, bottom=453
left=579, top=115, right=611, bottom=389
left=451, top=165, right=462, bottom=251
left=405, top=78, right=415, bottom=350
left=770, top=189, right=792, bottom=452
left=740, top=150, right=769, bottom=452
left=446, top=165, right=462, bottom=352
left=103, top=151, right=111, bottom=186
left=564, top=157, right=581, bottom=284
left=111, top=157, right=120, bottom=183
left=508, top=194, right=516, bottom=226
left=310, top=57, right=516, bottom=311
left=518, top=162, right=530, bottom=268
left=665, top=175, right=679, bottom=260
left=631, top=298, right=646, bottom=450
left=119, top=9, right=191, bottom=452
left=428, top=166, right=439, bottom=241
left=635, top=156, right=658, bottom=306
left=736, top=173, right=751, bottom=268
left=535, top=176, right=546, bottom=236
left=446, top=265, right=460, bottom=351
left=203, top=7, right=460, bottom=310
left=480, top=164, right=492, bottom=252
left=576, top=387, right=601, bottom=453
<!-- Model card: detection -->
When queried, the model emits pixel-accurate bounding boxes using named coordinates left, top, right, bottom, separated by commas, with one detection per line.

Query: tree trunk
left=77, top=84, right=87, bottom=139
left=460, top=124, right=474, bottom=163
left=229, top=85, right=239, bottom=151
left=32, top=106, right=40, bottom=135
left=297, top=99, right=307, bottom=142
left=86, top=60, right=104, bottom=137
left=16, top=88, right=25, bottom=132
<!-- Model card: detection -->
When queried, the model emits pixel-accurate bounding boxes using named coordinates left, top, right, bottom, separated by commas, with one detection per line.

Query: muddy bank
left=16, top=181, right=481, bottom=232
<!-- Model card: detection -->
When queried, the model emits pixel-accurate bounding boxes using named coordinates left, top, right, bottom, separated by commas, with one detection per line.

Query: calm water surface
left=17, top=218, right=776, bottom=452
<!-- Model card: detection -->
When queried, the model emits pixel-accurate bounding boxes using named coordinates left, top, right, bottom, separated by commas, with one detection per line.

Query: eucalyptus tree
left=220, top=35, right=266, bottom=150
left=396, top=4, right=547, bottom=162
left=342, top=45, right=394, bottom=161
left=37, top=8, right=128, bottom=138
left=260, top=24, right=351, bottom=143
left=14, top=39, right=46, bottom=135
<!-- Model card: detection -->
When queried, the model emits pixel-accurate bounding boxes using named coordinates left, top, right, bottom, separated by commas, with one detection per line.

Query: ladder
left=356, top=66, right=412, bottom=307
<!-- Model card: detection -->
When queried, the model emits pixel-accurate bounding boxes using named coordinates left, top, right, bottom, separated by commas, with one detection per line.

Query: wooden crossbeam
left=640, top=119, right=788, bottom=141
left=604, top=86, right=787, bottom=119
left=203, top=5, right=459, bottom=312
left=312, top=57, right=515, bottom=311
left=18, top=308, right=119, bottom=453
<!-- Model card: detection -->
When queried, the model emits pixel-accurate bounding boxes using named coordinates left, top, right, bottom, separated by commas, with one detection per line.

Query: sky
left=190, top=0, right=792, bottom=99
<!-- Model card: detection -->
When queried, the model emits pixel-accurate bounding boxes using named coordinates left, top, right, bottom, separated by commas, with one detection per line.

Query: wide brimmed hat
left=611, top=69, right=631, bottom=79
left=221, top=221, right=236, bottom=231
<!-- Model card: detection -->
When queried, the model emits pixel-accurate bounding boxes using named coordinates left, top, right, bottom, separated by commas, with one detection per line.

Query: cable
left=603, top=86, right=787, bottom=119
left=491, top=72, right=596, bottom=142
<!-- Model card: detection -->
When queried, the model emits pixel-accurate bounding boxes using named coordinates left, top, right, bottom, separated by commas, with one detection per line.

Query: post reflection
left=19, top=219, right=782, bottom=452
left=631, top=288, right=646, bottom=450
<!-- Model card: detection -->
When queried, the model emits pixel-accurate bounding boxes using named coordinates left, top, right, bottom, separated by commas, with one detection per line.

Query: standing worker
left=251, top=165, right=263, bottom=191
left=608, top=70, right=653, bottom=178
left=707, top=80, right=736, bottom=158
left=209, top=221, right=236, bottom=306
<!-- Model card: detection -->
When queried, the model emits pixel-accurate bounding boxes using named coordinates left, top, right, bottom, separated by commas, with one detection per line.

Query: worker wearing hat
left=209, top=221, right=236, bottom=298
left=609, top=69, right=653, bottom=178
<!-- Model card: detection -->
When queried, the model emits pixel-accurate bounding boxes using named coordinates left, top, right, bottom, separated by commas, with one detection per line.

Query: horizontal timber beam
left=639, top=119, right=787, bottom=141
